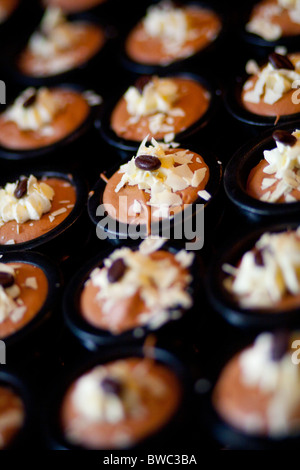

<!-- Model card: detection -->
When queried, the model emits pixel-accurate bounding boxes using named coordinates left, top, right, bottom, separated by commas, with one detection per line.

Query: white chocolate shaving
left=0, top=175, right=54, bottom=225
left=4, top=87, right=63, bottom=132
left=224, top=229, right=300, bottom=308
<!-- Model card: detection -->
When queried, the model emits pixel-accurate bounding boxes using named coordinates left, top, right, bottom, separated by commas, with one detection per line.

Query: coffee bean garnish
left=268, top=52, right=295, bottom=71
left=135, top=75, right=152, bottom=93
left=253, top=248, right=265, bottom=267
left=272, top=129, right=297, bottom=147
left=14, top=177, right=28, bottom=199
left=107, top=258, right=127, bottom=283
left=270, top=330, right=290, bottom=362
left=0, top=272, right=14, bottom=288
left=135, top=154, right=161, bottom=171
left=23, top=92, right=37, bottom=108
left=101, top=377, right=123, bottom=396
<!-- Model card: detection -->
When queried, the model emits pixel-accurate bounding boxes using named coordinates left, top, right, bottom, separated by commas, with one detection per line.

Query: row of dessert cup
left=2, top=0, right=300, bottom=447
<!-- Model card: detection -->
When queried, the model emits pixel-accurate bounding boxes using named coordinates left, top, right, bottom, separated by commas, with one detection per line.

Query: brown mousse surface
left=0, top=262, right=48, bottom=339
left=111, top=77, right=210, bottom=141
left=18, top=23, right=104, bottom=77
left=249, top=0, right=300, bottom=37
left=213, top=350, right=300, bottom=435
left=247, top=159, right=300, bottom=202
left=80, top=250, right=189, bottom=333
left=43, top=0, right=106, bottom=13
left=0, top=177, right=76, bottom=245
left=60, top=357, right=181, bottom=449
left=0, top=89, right=90, bottom=150
left=0, top=386, right=24, bottom=448
left=103, top=148, right=210, bottom=226
left=125, top=6, right=221, bottom=65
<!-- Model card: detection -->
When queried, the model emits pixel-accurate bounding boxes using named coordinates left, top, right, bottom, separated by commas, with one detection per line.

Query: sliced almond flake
left=197, top=190, right=211, bottom=201
left=163, top=132, right=175, bottom=143
left=59, top=200, right=70, bottom=204
left=83, top=90, right=102, bottom=106
left=24, top=277, right=38, bottom=289
left=260, top=191, right=272, bottom=202
left=16, top=299, right=24, bottom=306
left=62, top=182, right=71, bottom=187
left=285, top=194, right=297, bottom=202
left=196, top=157, right=202, bottom=163
left=10, top=306, right=27, bottom=323
left=5, top=239, right=15, bottom=245
left=29, top=223, right=34, bottom=227
left=51, top=207, right=67, bottom=217
left=222, top=263, right=238, bottom=276
left=16, top=225, right=20, bottom=235
left=67, top=204, right=74, bottom=209
left=262, top=178, right=277, bottom=190
left=191, top=168, right=206, bottom=187
left=268, top=179, right=289, bottom=202
left=49, top=215, right=55, bottom=223
left=175, top=250, right=194, bottom=268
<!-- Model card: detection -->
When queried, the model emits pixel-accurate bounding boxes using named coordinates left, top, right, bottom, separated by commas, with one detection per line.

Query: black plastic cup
left=224, top=120, right=300, bottom=224
left=43, top=345, right=192, bottom=450
left=207, top=221, right=300, bottom=331
left=63, top=242, right=199, bottom=352
left=5, top=11, right=118, bottom=88
left=0, top=368, right=34, bottom=449
left=87, top=144, right=222, bottom=248
left=98, top=71, right=220, bottom=159
left=119, top=0, right=228, bottom=77
left=199, top=332, right=300, bottom=450
left=0, top=83, right=102, bottom=164
left=0, top=251, right=62, bottom=359
left=0, top=168, right=88, bottom=259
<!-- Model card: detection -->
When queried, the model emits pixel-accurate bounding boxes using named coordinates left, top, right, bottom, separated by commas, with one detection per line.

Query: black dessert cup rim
left=0, top=250, right=61, bottom=349
left=0, top=368, right=33, bottom=449
left=43, top=345, right=190, bottom=450
left=0, top=82, right=102, bottom=161
left=7, top=11, right=116, bottom=87
left=224, top=120, right=300, bottom=221
left=63, top=242, right=197, bottom=351
left=0, top=168, right=87, bottom=253
left=207, top=221, right=300, bottom=330
left=98, top=71, right=219, bottom=154
left=119, top=0, right=227, bottom=76
left=225, top=70, right=300, bottom=129
left=87, top=144, right=222, bottom=244
left=199, top=333, right=300, bottom=450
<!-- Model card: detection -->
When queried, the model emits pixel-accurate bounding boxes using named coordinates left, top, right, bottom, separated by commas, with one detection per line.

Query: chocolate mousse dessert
left=17, top=7, right=105, bottom=77
left=79, top=239, right=194, bottom=334
left=0, top=174, right=76, bottom=245
left=241, top=51, right=300, bottom=117
left=0, top=0, right=19, bottom=24
left=110, top=75, right=211, bottom=143
left=125, top=1, right=222, bottom=66
left=246, top=0, right=300, bottom=41
left=0, top=86, right=91, bottom=151
left=247, top=129, right=300, bottom=203
left=0, top=385, right=24, bottom=448
left=0, top=261, right=48, bottom=339
left=222, top=228, right=300, bottom=311
left=102, top=137, right=211, bottom=232
left=60, top=357, right=181, bottom=449
left=213, top=331, right=300, bottom=437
